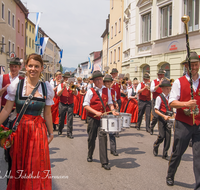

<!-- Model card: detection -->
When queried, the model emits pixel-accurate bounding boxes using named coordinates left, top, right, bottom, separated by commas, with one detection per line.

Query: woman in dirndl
left=0, top=53, right=54, bottom=190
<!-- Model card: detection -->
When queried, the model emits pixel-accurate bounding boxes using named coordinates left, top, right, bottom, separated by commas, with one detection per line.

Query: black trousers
left=109, top=133, right=116, bottom=152
left=137, top=100, right=151, bottom=130
left=87, top=117, right=108, bottom=165
left=153, top=117, right=171, bottom=156
left=167, top=120, right=200, bottom=190
left=58, top=102, right=74, bottom=135
left=150, top=99, right=158, bottom=129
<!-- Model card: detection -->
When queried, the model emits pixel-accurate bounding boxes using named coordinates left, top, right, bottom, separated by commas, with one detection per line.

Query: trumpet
left=70, top=84, right=77, bottom=92
left=161, top=77, right=170, bottom=81
left=146, top=82, right=151, bottom=90
left=122, top=80, right=126, bottom=86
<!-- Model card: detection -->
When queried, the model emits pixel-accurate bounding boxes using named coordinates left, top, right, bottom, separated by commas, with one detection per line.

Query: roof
left=14, top=0, right=29, bottom=17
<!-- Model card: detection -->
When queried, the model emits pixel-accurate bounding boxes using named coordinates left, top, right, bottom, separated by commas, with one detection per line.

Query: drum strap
left=95, top=90, right=106, bottom=112
left=160, top=93, right=173, bottom=115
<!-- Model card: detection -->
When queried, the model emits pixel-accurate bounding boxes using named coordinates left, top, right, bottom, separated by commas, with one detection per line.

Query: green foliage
left=0, top=127, right=12, bottom=140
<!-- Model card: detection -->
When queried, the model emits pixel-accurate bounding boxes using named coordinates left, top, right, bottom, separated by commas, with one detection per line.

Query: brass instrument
left=170, top=79, right=174, bottom=85
left=146, top=82, right=151, bottom=90
left=122, top=80, right=126, bottom=86
left=181, top=15, right=199, bottom=124
left=161, top=77, right=170, bottom=81
left=70, top=84, right=77, bottom=92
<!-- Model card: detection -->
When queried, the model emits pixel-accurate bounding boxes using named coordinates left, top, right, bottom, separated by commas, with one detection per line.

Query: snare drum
left=120, top=113, right=132, bottom=128
left=100, top=115, right=122, bottom=132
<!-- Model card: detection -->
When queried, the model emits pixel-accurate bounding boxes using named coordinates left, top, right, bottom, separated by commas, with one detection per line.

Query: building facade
left=108, top=0, right=124, bottom=73
left=122, top=0, right=200, bottom=82
left=25, top=18, right=35, bottom=57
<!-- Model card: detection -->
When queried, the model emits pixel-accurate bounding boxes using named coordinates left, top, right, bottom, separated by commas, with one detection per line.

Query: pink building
left=14, top=0, right=28, bottom=67
left=93, top=51, right=102, bottom=71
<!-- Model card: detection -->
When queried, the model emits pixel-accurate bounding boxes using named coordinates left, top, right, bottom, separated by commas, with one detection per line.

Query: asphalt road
left=0, top=116, right=195, bottom=190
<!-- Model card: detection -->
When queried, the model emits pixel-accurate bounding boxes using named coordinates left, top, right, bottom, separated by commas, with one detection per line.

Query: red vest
left=153, top=79, right=162, bottom=99
left=106, top=88, right=115, bottom=112
left=159, top=95, right=171, bottom=113
left=59, top=83, right=74, bottom=104
left=1, top=74, right=23, bottom=107
left=88, top=88, right=108, bottom=120
left=112, top=82, right=121, bottom=100
left=139, top=82, right=151, bottom=101
left=175, top=76, right=200, bottom=126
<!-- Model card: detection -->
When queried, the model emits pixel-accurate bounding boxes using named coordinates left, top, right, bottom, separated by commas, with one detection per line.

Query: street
left=0, top=116, right=195, bottom=190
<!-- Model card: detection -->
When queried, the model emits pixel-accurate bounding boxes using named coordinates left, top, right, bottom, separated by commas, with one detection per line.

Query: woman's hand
left=48, top=134, right=54, bottom=144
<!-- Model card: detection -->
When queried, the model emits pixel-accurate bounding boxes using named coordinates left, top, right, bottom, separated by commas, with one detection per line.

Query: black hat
left=143, top=73, right=150, bottom=79
left=91, top=70, right=104, bottom=80
left=110, top=68, right=118, bottom=74
left=103, top=74, right=113, bottom=82
left=159, top=79, right=171, bottom=87
left=9, top=57, right=22, bottom=65
left=157, top=69, right=165, bottom=74
left=62, top=72, right=71, bottom=78
left=185, top=51, right=199, bottom=64
left=133, top=77, right=138, bottom=80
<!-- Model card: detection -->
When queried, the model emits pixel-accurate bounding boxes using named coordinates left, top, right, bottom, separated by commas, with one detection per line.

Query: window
left=29, top=25, right=31, bottom=32
left=21, top=49, right=23, bottom=59
left=12, top=15, right=15, bottom=28
left=184, top=0, right=199, bottom=31
left=18, top=20, right=20, bottom=33
left=114, top=49, right=116, bottom=63
left=12, top=43, right=15, bottom=52
left=161, top=4, right=172, bottom=38
left=32, top=40, right=34, bottom=49
left=142, top=13, right=151, bottom=42
left=119, top=18, right=121, bottom=33
left=17, top=47, right=19, bottom=57
left=32, top=27, right=34, bottom=34
left=26, top=22, right=28, bottom=29
left=1, top=36, right=5, bottom=52
left=111, top=26, right=113, bottom=39
left=118, top=47, right=120, bottom=61
left=161, top=63, right=170, bottom=78
left=29, top=38, right=31, bottom=48
left=143, top=65, right=150, bottom=75
left=2, top=3, right=4, bottom=19
left=8, top=10, right=11, bottom=25
left=110, top=51, right=112, bottom=64
left=26, top=36, right=28, bottom=46
left=115, top=22, right=117, bottom=36
left=8, top=41, right=11, bottom=53
left=22, top=24, right=24, bottom=36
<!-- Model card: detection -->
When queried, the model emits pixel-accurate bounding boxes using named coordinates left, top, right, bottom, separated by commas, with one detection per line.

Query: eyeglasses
left=94, top=78, right=102, bottom=82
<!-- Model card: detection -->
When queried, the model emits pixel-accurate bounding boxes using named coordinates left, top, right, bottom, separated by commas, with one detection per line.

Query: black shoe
left=102, top=164, right=111, bottom=170
left=162, top=155, right=170, bottom=161
left=58, top=131, right=62, bottom=135
left=53, top=124, right=56, bottom=131
left=150, top=128, right=153, bottom=135
left=166, top=177, right=174, bottom=186
left=153, top=146, right=158, bottom=156
left=111, top=151, right=118, bottom=156
left=4, top=156, right=8, bottom=162
left=67, top=134, right=74, bottom=139
left=137, top=127, right=140, bottom=130
left=87, top=157, right=93, bottom=162
left=115, top=133, right=119, bottom=138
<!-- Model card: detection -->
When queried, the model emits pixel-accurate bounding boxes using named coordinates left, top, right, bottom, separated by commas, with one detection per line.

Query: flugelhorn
left=70, top=84, right=77, bottom=92
left=181, top=15, right=199, bottom=123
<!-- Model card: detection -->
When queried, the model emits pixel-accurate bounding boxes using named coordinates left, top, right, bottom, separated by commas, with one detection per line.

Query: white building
left=122, top=0, right=200, bottom=81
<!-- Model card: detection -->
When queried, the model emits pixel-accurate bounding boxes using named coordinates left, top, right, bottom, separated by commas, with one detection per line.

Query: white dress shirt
left=136, top=81, right=149, bottom=94
left=0, top=73, right=20, bottom=90
left=150, top=78, right=160, bottom=93
left=83, top=85, right=113, bottom=107
left=169, top=73, right=200, bottom=104
left=155, top=92, right=169, bottom=110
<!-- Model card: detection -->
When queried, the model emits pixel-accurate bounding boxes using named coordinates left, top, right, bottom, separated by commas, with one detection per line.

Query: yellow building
left=25, top=19, right=35, bottom=58
left=108, top=0, right=124, bottom=73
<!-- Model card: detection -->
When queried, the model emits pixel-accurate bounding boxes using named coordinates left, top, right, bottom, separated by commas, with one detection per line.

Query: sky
left=25, top=0, right=110, bottom=68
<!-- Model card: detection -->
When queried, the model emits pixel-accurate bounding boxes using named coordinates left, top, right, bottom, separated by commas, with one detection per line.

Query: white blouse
left=5, top=77, right=54, bottom=106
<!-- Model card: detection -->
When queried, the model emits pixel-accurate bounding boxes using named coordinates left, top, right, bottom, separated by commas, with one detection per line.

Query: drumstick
left=94, top=111, right=113, bottom=117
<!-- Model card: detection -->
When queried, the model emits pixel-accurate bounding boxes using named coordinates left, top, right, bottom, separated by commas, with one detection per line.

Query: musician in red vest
left=150, top=69, right=165, bottom=135
left=166, top=52, right=200, bottom=189
left=110, top=68, right=121, bottom=111
left=57, top=72, right=77, bottom=138
left=83, top=70, right=118, bottom=170
left=136, top=73, right=151, bottom=132
left=0, top=57, right=23, bottom=183
left=153, top=79, right=172, bottom=160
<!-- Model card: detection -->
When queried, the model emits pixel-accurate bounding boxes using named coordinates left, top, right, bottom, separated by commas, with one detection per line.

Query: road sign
left=10, top=52, right=16, bottom=58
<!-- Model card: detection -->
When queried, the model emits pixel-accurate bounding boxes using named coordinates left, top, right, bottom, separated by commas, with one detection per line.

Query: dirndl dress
left=5, top=78, right=54, bottom=190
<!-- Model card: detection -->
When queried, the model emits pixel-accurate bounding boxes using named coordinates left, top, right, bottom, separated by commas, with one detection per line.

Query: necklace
left=27, top=81, right=36, bottom=89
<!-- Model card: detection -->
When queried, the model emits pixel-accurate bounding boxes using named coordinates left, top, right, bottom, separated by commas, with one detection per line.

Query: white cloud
left=26, top=0, right=110, bottom=68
